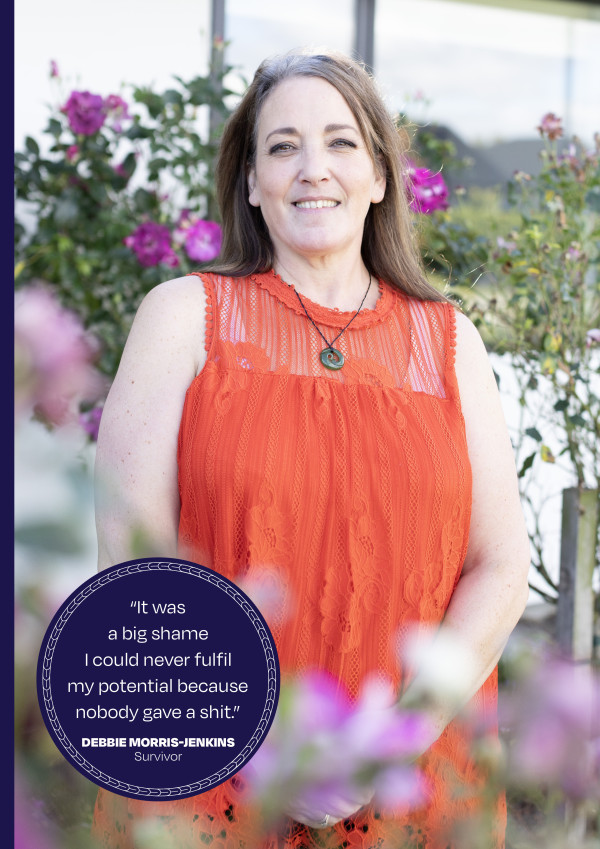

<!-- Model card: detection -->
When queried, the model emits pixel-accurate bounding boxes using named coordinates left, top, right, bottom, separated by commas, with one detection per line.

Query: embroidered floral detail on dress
left=200, top=360, right=248, bottom=414
left=348, top=502, right=386, bottom=615
left=341, top=358, right=396, bottom=388
left=217, top=339, right=273, bottom=373
left=245, top=485, right=292, bottom=569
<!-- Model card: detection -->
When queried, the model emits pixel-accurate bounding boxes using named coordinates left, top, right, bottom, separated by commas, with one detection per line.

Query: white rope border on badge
left=39, top=559, right=280, bottom=798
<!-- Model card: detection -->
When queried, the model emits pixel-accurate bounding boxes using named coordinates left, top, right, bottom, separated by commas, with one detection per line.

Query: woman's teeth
left=294, top=200, right=338, bottom=209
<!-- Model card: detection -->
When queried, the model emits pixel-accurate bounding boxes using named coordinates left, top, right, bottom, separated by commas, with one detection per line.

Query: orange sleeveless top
left=92, top=270, right=504, bottom=849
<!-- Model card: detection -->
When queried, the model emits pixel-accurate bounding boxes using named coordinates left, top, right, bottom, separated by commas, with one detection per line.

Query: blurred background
left=14, top=2, right=600, bottom=847
left=15, top=1, right=600, bottom=160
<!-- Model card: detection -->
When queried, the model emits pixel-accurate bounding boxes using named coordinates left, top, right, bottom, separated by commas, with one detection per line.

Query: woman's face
left=248, top=76, right=386, bottom=267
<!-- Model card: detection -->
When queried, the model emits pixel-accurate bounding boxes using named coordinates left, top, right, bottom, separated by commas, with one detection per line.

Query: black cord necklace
left=292, top=274, right=372, bottom=370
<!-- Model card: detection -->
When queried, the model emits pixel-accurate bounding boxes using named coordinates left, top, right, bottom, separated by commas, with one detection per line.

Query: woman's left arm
left=398, top=309, right=531, bottom=738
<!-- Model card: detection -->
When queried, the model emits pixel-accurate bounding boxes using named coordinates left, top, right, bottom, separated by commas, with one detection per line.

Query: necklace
left=292, top=274, right=372, bottom=370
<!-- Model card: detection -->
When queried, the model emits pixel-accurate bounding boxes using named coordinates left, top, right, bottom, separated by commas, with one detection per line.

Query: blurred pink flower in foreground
left=406, top=160, right=449, bottom=214
left=62, top=90, right=106, bottom=136
left=15, top=774, right=56, bottom=849
left=124, top=221, right=179, bottom=268
left=79, top=405, right=103, bottom=441
left=244, top=670, right=431, bottom=824
left=15, top=285, right=104, bottom=426
left=499, top=650, right=600, bottom=801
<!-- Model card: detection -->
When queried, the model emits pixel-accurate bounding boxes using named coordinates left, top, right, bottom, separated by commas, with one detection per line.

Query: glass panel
left=224, top=0, right=354, bottom=89
left=374, top=0, right=599, bottom=145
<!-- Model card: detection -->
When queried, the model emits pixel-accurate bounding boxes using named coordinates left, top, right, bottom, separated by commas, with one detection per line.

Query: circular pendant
left=320, top=347, right=344, bottom=370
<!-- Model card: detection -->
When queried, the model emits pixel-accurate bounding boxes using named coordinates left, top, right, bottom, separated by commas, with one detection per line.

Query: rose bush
left=15, top=57, right=235, bottom=387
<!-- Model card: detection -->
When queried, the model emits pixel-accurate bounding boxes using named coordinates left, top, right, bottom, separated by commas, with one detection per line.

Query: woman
left=93, top=49, right=530, bottom=849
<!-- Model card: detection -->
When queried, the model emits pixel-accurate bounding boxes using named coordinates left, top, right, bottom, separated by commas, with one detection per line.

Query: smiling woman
left=92, top=48, right=530, bottom=849
left=246, top=77, right=386, bottom=294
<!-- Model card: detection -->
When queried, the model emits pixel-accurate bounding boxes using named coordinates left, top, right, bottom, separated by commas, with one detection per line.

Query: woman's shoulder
left=129, top=274, right=209, bottom=374
left=135, top=274, right=208, bottom=331
left=139, top=272, right=207, bottom=308
left=453, top=308, right=488, bottom=362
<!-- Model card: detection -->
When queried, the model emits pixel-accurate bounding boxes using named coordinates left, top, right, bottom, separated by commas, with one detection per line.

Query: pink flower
left=49, top=60, right=59, bottom=78
left=15, top=285, right=104, bottom=427
left=586, top=328, right=600, bottom=347
left=405, top=160, right=449, bottom=214
left=124, top=221, right=179, bottom=268
left=499, top=650, right=600, bottom=801
left=66, top=145, right=79, bottom=162
left=244, top=670, right=431, bottom=824
left=373, top=764, right=430, bottom=814
left=496, top=236, right=517, bottom=254
left=62, top=90, right=106, bottom=136
left=183, top=219, right=222, bottom=262
left=537, top=112, right=563, bottom=141
left=105, top=94, right=131, bottom=133
left=79, top=405, right=103, bottom=441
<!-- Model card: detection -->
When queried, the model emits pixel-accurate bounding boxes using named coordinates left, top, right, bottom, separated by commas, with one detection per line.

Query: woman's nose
left=298, top=145, right=330, bottom=184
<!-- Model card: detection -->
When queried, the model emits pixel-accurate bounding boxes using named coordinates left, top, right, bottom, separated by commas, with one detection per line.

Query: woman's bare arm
left=95, top=275, right=207, bottom=570
left=397, top=309, right=531, bottom=734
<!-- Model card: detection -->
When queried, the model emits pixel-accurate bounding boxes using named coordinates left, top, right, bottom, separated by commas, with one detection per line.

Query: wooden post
left=556, top=487, right=598, bottom=661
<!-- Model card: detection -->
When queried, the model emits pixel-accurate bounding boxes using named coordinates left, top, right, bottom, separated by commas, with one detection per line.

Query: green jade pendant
left=320, top=347, right=344, bottom=370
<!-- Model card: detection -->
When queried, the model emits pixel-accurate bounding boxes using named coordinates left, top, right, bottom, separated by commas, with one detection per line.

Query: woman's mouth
left=293, top=200, right=339, bottom=209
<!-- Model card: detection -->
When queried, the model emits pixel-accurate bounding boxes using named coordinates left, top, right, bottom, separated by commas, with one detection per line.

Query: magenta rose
left=182, top=219, right=223, bottom=262
left=63, top=90, right=106, bottom=136
left=124, top=221, right=179, bottom=268
left=406, top=161, right=449, bottom=215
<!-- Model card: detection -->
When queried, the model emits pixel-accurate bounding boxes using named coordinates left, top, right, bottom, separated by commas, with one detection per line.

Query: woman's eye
left=269, top=142, right=295, bottom=154
left=331, top=139, right=357, bottom=148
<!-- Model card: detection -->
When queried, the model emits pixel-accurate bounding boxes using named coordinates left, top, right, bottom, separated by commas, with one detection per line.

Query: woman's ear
left=247, top=167, right=260, bottom=207
left=371, top=156, right=387, bottom=204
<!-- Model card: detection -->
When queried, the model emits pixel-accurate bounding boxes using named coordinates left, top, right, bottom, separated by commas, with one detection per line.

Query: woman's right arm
left=95, top=275, right=208, bottom=571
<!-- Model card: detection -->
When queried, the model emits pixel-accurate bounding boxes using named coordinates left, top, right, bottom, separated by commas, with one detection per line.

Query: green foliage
left=471, top=133, right=600, bottom=489
left=14, top=65, right=239, bottom=378
left=463, top=130, right=599, bottom=603
left=411, top=114, right=599, bottom=605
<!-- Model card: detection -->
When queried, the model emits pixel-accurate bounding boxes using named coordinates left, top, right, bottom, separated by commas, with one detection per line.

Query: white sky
left=14, top=0, right=600, bottom=148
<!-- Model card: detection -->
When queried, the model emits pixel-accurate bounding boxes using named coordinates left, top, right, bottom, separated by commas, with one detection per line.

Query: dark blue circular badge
left=37, top=559, right=280, bottom=800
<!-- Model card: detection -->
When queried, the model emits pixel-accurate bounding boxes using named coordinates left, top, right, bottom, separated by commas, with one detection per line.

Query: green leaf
left=120, top=152, right=137, bottom=177
left=46, top=118, right=63, bottom=137
left=518, top=451, right=536, bottom=478
left=25, top=136, right=40, bottom=155
left=133, top=187, right=156, bottom=213
left=163, top=89, right=183, bottom=105
left=125, top=123, right=152, bottom=141
left=148, top=157, right=169, bottom=173
left=525, top=427, right=542, bottom=442
left=554, top=399, right=569, bottom=412
left=568, top=413, right=586, bottom=427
